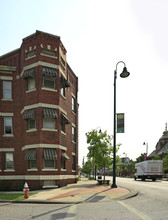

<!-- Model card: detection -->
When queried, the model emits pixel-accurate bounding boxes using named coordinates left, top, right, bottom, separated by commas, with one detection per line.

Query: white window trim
left=42, top=169, right=58, bottom=171
left=4, top=169, right=15, bottom=172
left=3, top=134, right=14, bottom=137
left=61, top=169, right=66, bottom=171
left=42, top=128, right=57, bottom=132
left=26, top=128, right=37, bottom=133
left=41, top=87, right=58, bottom=92
left=3, top=81, right=12, bottom=100
left=27, top=168, right=38, bottom=171
left=26, top=88, right=36, bottom=93
left=4, top=117, right=13, bottom=135
left=40, top=53, right=58, bottom=59
left=61, top=131, right=66, bottom=135
left=61, top=93, right=66, bottom=99
left=1, top=98, right=13, bottom=102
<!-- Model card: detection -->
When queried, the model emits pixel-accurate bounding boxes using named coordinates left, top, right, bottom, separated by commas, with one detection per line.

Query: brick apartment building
left=0, top=31, right=78, bottom=190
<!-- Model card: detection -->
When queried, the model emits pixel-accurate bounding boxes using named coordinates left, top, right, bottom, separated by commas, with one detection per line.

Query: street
left=0, top=177, right=168, bottom=219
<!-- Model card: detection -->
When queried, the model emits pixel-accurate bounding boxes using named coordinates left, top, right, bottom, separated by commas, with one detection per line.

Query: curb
left=0, top=189, right=138, bottom=204
left=117, top=185, right=138, bottom=200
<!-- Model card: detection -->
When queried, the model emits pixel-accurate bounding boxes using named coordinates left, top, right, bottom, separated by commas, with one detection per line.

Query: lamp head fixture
left=120, top=67, right=130, bottom=78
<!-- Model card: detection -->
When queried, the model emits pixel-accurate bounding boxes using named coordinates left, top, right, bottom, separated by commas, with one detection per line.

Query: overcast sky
left=1, top=0, right=168, bottom=166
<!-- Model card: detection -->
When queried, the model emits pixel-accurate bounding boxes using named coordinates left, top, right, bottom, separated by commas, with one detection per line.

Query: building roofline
left=22, top=30, right=60, bottom=41
left=0, top=48, right=20, bottom=59
left=22, top=30, right=67, bottom=53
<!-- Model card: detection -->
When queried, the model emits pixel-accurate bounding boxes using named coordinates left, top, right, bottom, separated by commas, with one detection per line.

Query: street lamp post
left=143, top=142, right=148, bottom=159
left=112, top=61, right=130, bottom=188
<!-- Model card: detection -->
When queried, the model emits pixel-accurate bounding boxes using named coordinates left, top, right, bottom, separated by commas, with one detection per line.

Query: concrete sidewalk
left=14, top=177, right=137, bottom=204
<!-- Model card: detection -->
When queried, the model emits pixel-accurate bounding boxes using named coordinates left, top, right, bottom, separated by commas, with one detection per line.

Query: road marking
left=65, top=204, right=77, bottom=220
left=118, top=201, right=152, bottom=220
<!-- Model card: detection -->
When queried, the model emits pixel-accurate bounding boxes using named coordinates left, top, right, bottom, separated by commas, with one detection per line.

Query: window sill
left=41, top=87, right=57, bottom=92
left=40, top=53, right=58, bottom=59
left=72, top=111, right=76, bottom=116
left=42, top=128, right=57, bottom=132
left=42, top=185, right=58, bottom=189
left=42, top=169, right=58, bottom=171
left=4, top=169, right=15, bottom=172
left=1, top=98, right=13, bottom=102
left=3, top=134, right=14, bottom=137
left=26, top=89, right=36, bottom=93
left=25, top=55, right=36, bottom=60
left=61, top=131, right=66, bottom=135
left=27, top=129, right=37, bottom=133
left=27, top=169, right=38, bottom=171
left=72, top=170, right=76, bottom=173
left=61, top=94, right=66, bottom=99
left=72, top=141, right=76, bottom=144
left=61, top=169, right=66, bottom=171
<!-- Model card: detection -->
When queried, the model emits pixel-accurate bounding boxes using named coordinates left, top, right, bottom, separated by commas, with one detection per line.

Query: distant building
left=120, top=157, right=130, bottom=164
left=148, top=124, right=168, bottom=159
left=0, top=31, right=78, bottom=189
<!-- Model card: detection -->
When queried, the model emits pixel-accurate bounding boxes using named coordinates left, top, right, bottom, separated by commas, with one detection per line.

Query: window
left=29, top=160, right=37, bottom=169
left=72, top=97, right=76, bottom=113
left=61, top=113, right=70, bottom=133
left=44, top=160, right=56, bottom=169
left=61, top=114, right=66, bottom=133
left=60, top=76, right=70, bottom=97
left=28, top=118, right=36, bottom=130
left=5, top=152, right=14, bottom=170
left=72, top=126, right=76, bottom=142
left=61, top=56, right=66, bottom=67
left=61, top=77, right=65, bottom=96
left=3, top=81, right=12, bottom=99
left=4, top=117, right=13, bottom=134
left=61, top=151, right=70, bottom=170
left=43, top=118, right=56, bottom=129
left=23, top=69, right=35, bottom=91
left=42, top=67, right=57, bottom=90
left=44, top=180, right=56, bottom=186
left=25, top=149, right=36, bottom=169
left=43, top=108, right=57, bottom=130
left=72, top=156, right=75, bottom=170
left=61, top=151, right=66, bottom=169
left=23, top=109, right=35, bottom=130
left=28, top=77, right=35, bottom=90
left=43, top=148, right=57, bottom=169
left=43, top=75, right=56, bottom=89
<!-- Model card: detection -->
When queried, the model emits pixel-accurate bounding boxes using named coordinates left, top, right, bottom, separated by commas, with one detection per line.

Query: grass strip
left=0, top=193, right=35, bottom=200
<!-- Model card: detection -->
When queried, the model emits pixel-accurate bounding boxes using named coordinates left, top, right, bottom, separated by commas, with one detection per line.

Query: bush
left=13, top=180, right=24, bottom=191
left=0, top=181, right=10, bottom=191
left=88, top=176, right=94, bottom=180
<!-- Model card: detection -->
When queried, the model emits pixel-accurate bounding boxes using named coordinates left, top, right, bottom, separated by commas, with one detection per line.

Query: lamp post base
left=111, top=183, right=117, bottom=188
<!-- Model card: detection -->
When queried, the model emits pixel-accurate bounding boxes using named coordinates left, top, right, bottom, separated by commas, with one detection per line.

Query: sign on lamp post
left=117, top=113, right=124, bottom=133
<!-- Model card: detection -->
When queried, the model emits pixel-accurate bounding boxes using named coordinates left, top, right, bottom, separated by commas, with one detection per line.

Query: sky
left=1, top=0, right=168, bottom=166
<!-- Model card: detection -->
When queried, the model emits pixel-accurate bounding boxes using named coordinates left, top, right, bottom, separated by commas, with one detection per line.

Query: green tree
left=82, top=159, right=93, bottom=176
left=152, top=155, right=161, bottom=160
left=86, top=129, right=120, bottom=180
left=163, top=153, right=168, bottom=173
left=136, top=153, right=145, bottom=162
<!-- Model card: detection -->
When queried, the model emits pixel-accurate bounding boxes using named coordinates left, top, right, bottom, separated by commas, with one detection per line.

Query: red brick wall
left=0, top=31, right=78, bottom=189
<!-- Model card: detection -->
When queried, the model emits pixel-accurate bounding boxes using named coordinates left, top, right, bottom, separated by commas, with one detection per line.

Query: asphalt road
left=0, top=177, right=168, bottom=220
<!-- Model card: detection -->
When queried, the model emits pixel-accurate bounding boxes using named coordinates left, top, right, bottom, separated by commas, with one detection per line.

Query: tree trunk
left=104, top=164, right=105, bottom=180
